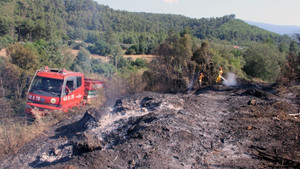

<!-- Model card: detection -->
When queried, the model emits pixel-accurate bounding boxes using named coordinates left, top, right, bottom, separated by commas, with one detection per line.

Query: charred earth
left=1, top=81, right=300, bottom=168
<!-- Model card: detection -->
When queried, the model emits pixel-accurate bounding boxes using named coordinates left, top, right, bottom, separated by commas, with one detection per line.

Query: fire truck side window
left=66, top=80, right=74, bottom=91
left=77, top=76, right=82, bottom=88
left=64, top=76, right=82, bottom=95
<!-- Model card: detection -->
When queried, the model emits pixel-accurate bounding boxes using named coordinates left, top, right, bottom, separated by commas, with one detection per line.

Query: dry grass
left=0, top=115, right=45, bottom=159
left=123, top=54, right=157, bottom=62
left=0, top=106, right=72, bottom=159
left=250, top=77, right=269, bottom=83
left=0, top=87, right=110, bottom=159
left=69, top=48, right=157, bottom=63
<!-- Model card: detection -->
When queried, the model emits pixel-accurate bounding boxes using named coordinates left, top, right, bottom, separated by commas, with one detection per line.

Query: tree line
left=0, top=0, right=291, bottom=51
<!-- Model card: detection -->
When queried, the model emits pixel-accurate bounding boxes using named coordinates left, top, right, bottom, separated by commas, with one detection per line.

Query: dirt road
left=1, top=81, right=299, bottom=168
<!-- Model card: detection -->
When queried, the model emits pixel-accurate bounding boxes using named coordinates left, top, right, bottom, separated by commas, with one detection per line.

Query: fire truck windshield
left=29, top=76, right=63, bottom=97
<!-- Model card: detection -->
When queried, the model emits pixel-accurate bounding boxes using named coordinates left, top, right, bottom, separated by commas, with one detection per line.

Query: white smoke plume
left=187, top=76, right=195, bottom=91
left=222, top=72, right=238, bottom=86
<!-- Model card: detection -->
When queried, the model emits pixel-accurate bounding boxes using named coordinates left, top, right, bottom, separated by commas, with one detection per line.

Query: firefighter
left=59, top=84, right=70, bottom=95
left=198, top=73, right=204, bottom=87
left=65, top=85, right=70, bottom=95
left=216, top=67, right=223, bottom=84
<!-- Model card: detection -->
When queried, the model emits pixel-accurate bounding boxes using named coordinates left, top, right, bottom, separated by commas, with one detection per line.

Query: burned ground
left=0, top=81, right=299, bottom=169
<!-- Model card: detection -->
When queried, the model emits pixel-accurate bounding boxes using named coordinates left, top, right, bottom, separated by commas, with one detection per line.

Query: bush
left=92, top=63, right=117, bottom=77
left=6, top=43, right=39, bottom=73
left=243, top=43, right=286, bottom=82
left=72, top=47, right=92, bottom=74
left=132, top=58, right=148, bottom=68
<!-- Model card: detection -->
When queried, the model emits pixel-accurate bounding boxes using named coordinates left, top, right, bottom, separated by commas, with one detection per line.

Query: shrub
left=92, top=63, right=117, bottom=77
left=243, top=43, right=286, bottom=82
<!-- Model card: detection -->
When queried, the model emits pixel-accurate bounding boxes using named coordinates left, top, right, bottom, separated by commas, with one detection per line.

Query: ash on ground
left=1, top=82, right=300, bottom=169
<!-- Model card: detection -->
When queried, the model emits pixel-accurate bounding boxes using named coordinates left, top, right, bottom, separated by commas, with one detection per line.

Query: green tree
left=72, top=47, right=92, bottom=74
left=0, top=58, right=30, bottom=100
left=6, top=43, right=39, bottom=73
left=132, top=58, right=148, bottom=68
left=92, top=62, right=117, bottom=76
left=46, top=40, right=65, bottom=67
left=88, top=40, right=111, bottom=56
left=110, top=45, right=128, bottom=69
left=281, top=41, right=300, bottom=81
left=243, top=43, right=286, bottom=81
left=144, top=31, right=201, bottom=92
left=0, top=35, right=13, bottom=49
left=0, top=16, right=12, bottom=36
left=191, top=41, right=215, bottom=84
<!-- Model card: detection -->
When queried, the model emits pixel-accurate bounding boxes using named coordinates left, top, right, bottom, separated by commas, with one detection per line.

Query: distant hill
left=245, top=21, right=300, bottom=35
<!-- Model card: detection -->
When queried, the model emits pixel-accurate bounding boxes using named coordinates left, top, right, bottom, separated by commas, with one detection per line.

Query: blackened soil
left=1, top=82, right=299, bottom=169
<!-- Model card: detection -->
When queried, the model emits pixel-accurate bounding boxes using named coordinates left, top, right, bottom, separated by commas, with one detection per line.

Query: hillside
left=1, top=81, right=299, bottom=168
left=0, top=0, right=290, bottom=47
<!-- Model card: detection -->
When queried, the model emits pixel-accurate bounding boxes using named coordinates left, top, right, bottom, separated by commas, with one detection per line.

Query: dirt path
left=0, top=83, right=299, bottom=168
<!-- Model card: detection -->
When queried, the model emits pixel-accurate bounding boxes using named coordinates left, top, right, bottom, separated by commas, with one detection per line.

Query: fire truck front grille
left=28, top=100, right=61, bottom=107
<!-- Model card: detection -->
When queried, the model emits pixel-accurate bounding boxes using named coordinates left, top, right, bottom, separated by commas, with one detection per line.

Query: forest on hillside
left=0, top=0, right=292, bottom=46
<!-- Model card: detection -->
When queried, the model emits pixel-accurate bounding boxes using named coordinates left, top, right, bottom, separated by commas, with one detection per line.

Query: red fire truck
left=25, top=66, right=104, bottom=115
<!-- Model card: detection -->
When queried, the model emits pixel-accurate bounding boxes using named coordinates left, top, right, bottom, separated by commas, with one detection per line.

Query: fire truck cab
left=25, top=66, right=89, bottom=114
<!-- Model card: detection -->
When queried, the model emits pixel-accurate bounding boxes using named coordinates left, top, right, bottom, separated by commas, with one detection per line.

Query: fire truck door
left=62, top=76, right=83, bottom=108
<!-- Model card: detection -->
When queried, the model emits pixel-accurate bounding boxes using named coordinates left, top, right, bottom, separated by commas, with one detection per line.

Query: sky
left=94, top=0, right=300, bottom=27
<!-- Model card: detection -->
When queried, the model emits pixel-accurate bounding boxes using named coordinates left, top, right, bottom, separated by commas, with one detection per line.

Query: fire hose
left=221, top=76, right=227, bottom=82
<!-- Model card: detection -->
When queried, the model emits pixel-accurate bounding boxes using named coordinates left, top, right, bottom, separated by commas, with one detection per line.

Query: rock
left=72, top=131, right=102, bottom=156
left=140, top=96, right=161, bottom=111
left=68, top=111, right=102, bottom=155
left=248, top=100, right=257, bottom=105
left=113, top=99, right=126, bottom=114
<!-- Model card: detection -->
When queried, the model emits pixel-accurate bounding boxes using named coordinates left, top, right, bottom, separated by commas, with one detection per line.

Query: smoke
left=187, top=77, right=195, bottom=91
left=222, top=72, right=238, bottom=87
left=187, top=73, right=198, bottom=91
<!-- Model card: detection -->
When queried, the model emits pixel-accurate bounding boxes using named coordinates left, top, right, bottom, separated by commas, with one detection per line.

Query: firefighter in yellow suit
left=216, top=67, right=223, bottom=84
left=198, top=73, right=204, bottom=87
